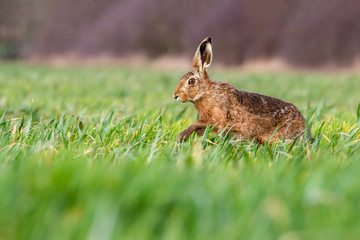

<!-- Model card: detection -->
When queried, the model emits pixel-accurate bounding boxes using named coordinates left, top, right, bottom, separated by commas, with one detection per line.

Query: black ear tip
left=207, top=37, right=212, bottom=44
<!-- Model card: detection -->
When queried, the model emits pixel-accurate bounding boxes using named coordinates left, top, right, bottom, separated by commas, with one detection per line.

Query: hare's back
left=235, top=90, right=302, bottom=121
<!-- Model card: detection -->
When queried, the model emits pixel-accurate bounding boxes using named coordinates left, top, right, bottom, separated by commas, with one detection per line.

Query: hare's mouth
left=177, top=98, right=187, bottom=103
left=174, top=94, right=187, bottom=103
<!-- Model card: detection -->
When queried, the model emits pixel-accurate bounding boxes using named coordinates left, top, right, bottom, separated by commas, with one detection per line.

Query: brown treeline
left=1, top=0, right=360, bottom=67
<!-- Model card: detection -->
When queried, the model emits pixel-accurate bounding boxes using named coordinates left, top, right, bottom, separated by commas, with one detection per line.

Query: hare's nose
left=174, top=95, right=178, bottom=100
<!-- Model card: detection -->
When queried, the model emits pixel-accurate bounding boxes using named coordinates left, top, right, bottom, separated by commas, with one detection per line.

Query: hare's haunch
left=174, top=37, right=309, bottom=143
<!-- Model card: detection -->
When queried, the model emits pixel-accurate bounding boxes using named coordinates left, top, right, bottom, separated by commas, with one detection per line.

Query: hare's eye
left=188, top=78, right=196, bottom=85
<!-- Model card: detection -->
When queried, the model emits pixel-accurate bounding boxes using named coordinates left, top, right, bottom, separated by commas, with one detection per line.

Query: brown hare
left=173, top=37, right=310, bottom=144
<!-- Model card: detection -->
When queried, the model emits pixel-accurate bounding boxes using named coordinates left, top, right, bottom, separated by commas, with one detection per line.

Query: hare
left=173, top=37, right=310, bottom=144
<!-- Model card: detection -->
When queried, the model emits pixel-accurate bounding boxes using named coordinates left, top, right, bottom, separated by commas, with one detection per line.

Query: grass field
left=0, top=63, right=360, bottom=240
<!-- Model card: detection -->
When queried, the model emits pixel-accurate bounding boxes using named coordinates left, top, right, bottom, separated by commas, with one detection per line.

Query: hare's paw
left=177, top=131, right=188, bottom=142
left=177, top=129, right=193, bottom=142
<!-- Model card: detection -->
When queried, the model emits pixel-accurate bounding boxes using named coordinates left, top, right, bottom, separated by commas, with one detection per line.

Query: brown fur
left=173, top=37, right=309, bottom=144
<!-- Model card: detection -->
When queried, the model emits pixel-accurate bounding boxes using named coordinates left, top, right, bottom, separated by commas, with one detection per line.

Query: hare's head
left=173, top=37, right=213, bottom=103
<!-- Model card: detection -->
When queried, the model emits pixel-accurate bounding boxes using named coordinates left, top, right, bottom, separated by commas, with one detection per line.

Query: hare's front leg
left=177, top=121, right=209, bottom=142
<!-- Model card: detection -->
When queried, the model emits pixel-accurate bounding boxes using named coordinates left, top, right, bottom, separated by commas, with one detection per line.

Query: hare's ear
left=193, top=37, right=212, bottom=77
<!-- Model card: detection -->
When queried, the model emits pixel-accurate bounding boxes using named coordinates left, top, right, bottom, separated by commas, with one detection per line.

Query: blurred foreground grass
left=0, top=63, right=360, bottom=239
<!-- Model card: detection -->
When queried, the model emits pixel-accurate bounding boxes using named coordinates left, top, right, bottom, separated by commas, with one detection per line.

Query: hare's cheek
left=189, top=86, right=200, bottom=99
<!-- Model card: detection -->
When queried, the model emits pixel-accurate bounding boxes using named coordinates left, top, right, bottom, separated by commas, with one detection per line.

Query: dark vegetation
left=1, top=0, right=360, bottom=66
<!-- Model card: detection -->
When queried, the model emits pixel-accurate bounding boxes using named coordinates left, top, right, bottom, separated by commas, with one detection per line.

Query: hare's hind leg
left=270, top=120, right=307, bottom=143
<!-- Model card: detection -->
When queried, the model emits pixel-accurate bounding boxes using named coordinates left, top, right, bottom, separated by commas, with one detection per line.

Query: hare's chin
left=177, top=98, right=187, bottom=103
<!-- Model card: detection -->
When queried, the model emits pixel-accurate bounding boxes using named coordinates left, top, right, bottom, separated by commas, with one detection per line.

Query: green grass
left=0, top=63, right=359, bottom=240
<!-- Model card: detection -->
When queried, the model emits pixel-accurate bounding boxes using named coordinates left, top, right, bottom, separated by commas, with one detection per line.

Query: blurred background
left=1, top=0, right=360, bottom=68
